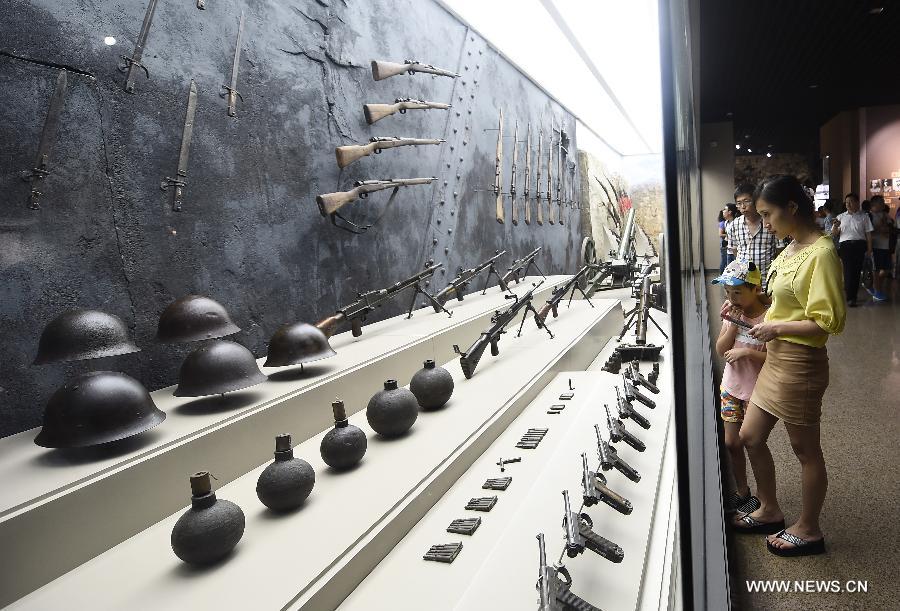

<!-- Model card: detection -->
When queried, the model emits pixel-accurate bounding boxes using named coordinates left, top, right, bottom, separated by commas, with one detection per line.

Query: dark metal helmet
left=156, top=295, right=241, bottom=343
left=264, top=322, right=336, bottom=367
left=33, top=309, right=141, bottom=365
left=174, top=340, right=267, bottom=397
left=34, top=371, right=165, bottom=448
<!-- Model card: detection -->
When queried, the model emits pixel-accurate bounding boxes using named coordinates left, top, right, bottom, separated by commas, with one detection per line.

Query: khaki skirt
left=750, top=339, right=829, bottom=426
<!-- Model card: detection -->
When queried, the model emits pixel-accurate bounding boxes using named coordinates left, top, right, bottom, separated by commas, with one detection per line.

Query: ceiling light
left=766, top=152, right=772, bottom=158
left=869, top=7, right=885, bottom=15
left=809, top=84, right=818, bottom=89
left=735, top=144, right=741, bottom=150
left=726, top=112, right=733, bottom=118
left=747, top=148, right=753, bottom=153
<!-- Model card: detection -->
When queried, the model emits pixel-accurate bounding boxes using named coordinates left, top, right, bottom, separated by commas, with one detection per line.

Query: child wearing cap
left=713, top=258, right=769, bottom=515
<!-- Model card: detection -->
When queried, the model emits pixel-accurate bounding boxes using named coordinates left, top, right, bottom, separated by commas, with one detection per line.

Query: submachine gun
left=561, top=490, right=624, bottom=564
left=315, top=262, right=450, bottom=338
left=535, top=533, right=601, bottom=611
left=501, top=247, right=546, bottom=286
left=432, top=250, right=510, bottom=311
left=453, top=281, right=553, bottom=379
left=581, top=452, right=633, bottom=515
left=536, top=265, right=595, bottom=325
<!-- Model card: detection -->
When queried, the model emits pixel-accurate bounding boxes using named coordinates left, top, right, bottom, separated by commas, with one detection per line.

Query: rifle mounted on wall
left=316, top=177, right=437, bottom=234
left=363, top=98, right=451, bottom=124
left=315, top=262, right=450, bottom=338
left=371, top=59, right=460, bottom=81
left=335, top=137, right=444, bottom=169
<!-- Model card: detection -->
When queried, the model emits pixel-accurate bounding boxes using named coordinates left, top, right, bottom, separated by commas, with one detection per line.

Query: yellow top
left=764, top=234, right=846, bottom=347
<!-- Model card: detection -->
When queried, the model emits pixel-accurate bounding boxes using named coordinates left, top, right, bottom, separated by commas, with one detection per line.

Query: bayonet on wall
left=494, top=108, right=504, bottom=224
left=535, top=129, right=544, bottom=226
left=119, top=0, right=159, bottom=93
left=221, top=11, right=245, bottom=117
left=24, top=70, right=67, bottom=210
left=510, top=120, right=519, bottom=225
left=523, top=123, right=532, bottom=225
left=546, top=126, right=554, bottom=225
left=161, top=79, right=198, bottom=212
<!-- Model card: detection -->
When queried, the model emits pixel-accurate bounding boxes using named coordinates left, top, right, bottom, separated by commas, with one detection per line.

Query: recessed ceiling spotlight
left=869, top=7, right=885, bottom=15
left=735, top=144, right=741, bottom=150
left=744, top=134, right=751, bottom=139
left=766, top=152, right=772, bottom=158
left=768, top=144, right=774, bottom=148
left=747, top=148, right=753, bottom=153
left=809, top=84, right=818, bottom=89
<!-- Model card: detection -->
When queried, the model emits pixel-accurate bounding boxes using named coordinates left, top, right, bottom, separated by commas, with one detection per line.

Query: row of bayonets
left=538, top=361, right=661, bottom=611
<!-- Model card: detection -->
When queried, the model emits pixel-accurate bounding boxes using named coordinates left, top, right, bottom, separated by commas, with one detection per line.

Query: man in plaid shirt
left=726, top=183, right=779, bottom=290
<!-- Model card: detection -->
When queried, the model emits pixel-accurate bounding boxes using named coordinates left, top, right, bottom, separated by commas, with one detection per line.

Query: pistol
left=615, top=386, right=651, bottom=430
left=595, top=424, right=641, bottom=483
left=621, top=373, right=656, bottom=409
left=626, top=359, right=660, bottom=394
left=536, top=533, right=601, bottom=611
left=604, top=403, right=646, bottom=452
left=561, top=490, right=624, bottom=563
left=581, top=453, right=633, bottom=515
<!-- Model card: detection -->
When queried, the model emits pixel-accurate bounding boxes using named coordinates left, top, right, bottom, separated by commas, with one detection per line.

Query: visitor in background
left=832, top=193, right=873, bottom=306
left=868, top=195, right=892, bottom=301
left=727, top=183, right=779, bottom=291
left=815, top=204, right=833, bottom=232
left=714, top=258, right=768, bottom=517
left=718, top=204, right=739, bottom=273
left=732, top=175, right=846, bottom=558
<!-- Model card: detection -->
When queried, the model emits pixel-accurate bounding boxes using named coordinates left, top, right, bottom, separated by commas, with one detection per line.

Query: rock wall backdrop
left=0, top=0, right=585, bottom=437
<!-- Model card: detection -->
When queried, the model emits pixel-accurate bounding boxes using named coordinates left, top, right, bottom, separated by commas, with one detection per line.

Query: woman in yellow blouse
left=731, top=175, right=846, bottom=557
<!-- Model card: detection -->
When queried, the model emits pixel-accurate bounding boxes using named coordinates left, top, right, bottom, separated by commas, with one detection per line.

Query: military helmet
left=33, top=309, right=140, bottom=365
left=157, top=295, right=240, bottom=343
left=174, top=340, right=267, bottom=397
left=34, top=371, right=165, bottom=448
left=264, top=322, right=336, bottom=367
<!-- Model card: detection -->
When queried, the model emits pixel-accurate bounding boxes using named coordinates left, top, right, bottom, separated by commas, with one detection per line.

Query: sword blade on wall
left=119, top=0, right=159, bottom=93
left=161, top=80, right=198, bottom=212
left=24, top=70, right=68, bottom=210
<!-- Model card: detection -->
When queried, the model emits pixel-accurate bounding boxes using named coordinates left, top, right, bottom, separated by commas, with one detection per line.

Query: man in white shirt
left=832, top=193, right=873, bottom=306
left=726, top=184, right=778, bottom=290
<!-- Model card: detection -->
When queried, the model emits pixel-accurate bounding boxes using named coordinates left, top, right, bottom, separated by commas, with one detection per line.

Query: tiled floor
left=707, top=272, right=900, bottom=611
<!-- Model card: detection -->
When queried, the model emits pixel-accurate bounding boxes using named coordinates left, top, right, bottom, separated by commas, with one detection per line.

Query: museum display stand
left=342, top=307, right=677, bottom=611
left=6, top=293, right=624, bottom=610
left=0, top=276, right=571, bottom=606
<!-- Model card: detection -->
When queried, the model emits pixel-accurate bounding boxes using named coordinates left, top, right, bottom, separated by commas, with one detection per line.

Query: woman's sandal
left=733, top=513, right=786, bottom=535
left=766, top=529, right=826, bottom=557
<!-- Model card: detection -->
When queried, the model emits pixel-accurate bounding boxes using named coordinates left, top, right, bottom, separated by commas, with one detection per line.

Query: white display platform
left=341, top=311, right=674, bottom=611
left=0, top=276, right=568, bottom=607
left=9, top=299, right=619, bottom=611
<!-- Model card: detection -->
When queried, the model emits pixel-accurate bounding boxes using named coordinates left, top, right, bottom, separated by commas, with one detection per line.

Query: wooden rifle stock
left=334, top=142, right=376, bottom=168
left=371, top=60, right=460, bottom=81
left=317, top=187, right=362, bottom=216
left=315, top=312, right=346, bottom=338
left=363, top=100, right=451, bottom=125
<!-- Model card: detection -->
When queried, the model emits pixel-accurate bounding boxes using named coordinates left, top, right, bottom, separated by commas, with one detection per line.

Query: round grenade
left=409, top=360, right=454, bottom=410
left=256, top=434, right=316, bottom=512
left=366, top=379, right=418, bottom=438
left=171, top=472, right=245, bottom=566
left=320, top=399, right=367, bottom=470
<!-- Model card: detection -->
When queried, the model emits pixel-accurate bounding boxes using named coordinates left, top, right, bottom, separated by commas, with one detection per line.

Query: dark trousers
left=838, top=240, right=867, bottom=301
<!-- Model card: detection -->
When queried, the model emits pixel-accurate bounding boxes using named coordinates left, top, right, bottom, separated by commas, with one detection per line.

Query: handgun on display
left=536, top=533, right=602, bottom=611
left=595, top=424, right=641, bottom=483
left=615, top=386, right=651, bottom=430
left=604, top=404, right=646, bottom=453
left=621, top=374, right=656, bottom=409
left=561, top=490, right=624, bottom=563
left=581, top=453, right=633, bottom=515
left=626, top=359, right=660, bottom=394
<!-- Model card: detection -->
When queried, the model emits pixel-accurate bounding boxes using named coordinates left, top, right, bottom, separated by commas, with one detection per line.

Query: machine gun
left=501, top=247, right=545, bottom=285
left=535, top=533, right=601, bottom=611
left=316, top=177, right=437, bottom=234
left=581, top=207, right=639, bottom=297
left=561, top=490, right=624, bottom=564
left=625, top=359, right=660, bottom=394
left=595, top=424, right=641, bottom=483
left=452, top=281, right=553, bottom=379
left=614, top=385, right=650, bottom=430
left=315, top=262, right=450, bottom=338
left=432, top=250, right=510, bottom=311
left=604, top=404, right=645, bottom=453
left=334, top=137, right=444, bottom=169
left=370, top=59, right=460, bottom=81
left=581, top=452, right=633, bottom=515
left=536, top=265, right=594, bottom=324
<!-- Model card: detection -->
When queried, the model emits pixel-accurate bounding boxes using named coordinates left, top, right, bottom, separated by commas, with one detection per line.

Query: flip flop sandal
left=766, top=529, right=826, bottom=557
left=733, top=513, right=786, bottom=535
